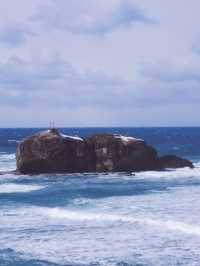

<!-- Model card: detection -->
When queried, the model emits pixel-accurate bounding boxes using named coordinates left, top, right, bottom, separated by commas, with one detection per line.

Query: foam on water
left=0, top=153, right=16, bottom=171
left=0, top=184, right=45, bottom=193
left=85, top=162, right=200, bottom=184
left=134, top=163, right=200, bottom=180
left=47, top=208, right=200, bottom=236
left=1, top=201, right=200, bottom=266
left=0, top=153, right=15, bottom=160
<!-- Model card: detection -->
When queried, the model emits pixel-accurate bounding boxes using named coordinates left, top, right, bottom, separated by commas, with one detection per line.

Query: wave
left=0, top=153, right=16, bottom=172
left=0, top=184, right=45, bottom=193
left=0, top=153, right=15, bottom=160
left=132, top=162, right=200, bottom=180
left=1, top=203, right=200, bottom=265
left=8, top=140, right=19, bottom=143
left=46, top=208, right=200, bottom=236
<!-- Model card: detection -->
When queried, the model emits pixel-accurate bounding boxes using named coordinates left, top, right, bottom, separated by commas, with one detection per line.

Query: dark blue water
left=0, top=128, right=200, bottom=266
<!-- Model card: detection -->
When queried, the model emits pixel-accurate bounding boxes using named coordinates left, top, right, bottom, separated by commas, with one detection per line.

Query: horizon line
left=0, top=126, right=200, bottom=129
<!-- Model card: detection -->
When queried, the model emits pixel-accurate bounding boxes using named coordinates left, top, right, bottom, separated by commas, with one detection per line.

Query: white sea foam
left=133, top=162, right=200, bottom=180
left=8, top=139, right=19, bottom=143
left=91, top=163, right=200, bottom=182
left=0, top=153, right=16, bottom=171
left=46, top=208, right=200, bottom=236
left=0, top=184, right=45, bottom=193
left=0, top=173, right=24, bottom=181
left=0, top=153, right=15, bottom=160
left=1, top=189, right=200, bottom=266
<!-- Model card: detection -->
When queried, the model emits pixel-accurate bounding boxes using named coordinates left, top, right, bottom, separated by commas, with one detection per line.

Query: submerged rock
left=159, top=155, right=194, bottom=169
left=16, top=129, right=194, bottom=174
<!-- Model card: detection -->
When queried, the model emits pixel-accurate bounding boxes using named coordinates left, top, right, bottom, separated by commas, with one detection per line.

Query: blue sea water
left=0, top=127, right=200, bottom=266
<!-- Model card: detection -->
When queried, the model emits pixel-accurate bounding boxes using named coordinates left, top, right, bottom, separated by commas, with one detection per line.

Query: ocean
left=0, top=127, right=200, bottom=266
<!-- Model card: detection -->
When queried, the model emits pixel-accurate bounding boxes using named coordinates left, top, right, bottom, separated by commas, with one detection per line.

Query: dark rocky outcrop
left=16, top=129, right=87, bottom=174
left=16, top=129, right=194, bottom=174
left=86, top=134, right=159, bottom=172
left=159, top=155, right=194, bottom=169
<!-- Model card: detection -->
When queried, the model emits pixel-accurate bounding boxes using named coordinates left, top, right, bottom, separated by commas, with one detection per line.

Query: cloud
left=141, top=60, right=200, bottom=83
left=138, top=58, right=200, bottom=105
left=0, top=0, right=200, bottom=126
left=0, top=56, right=134, bottom=108
left=33, top=0, right=153, bottom=35
left=1, top=55, right=200, bottom=113
left=0, top=55, right=200, bottom=126
left=0, top=25, right=33, bottom=46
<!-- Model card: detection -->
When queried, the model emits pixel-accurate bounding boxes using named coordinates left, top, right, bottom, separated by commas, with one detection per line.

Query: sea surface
left=0, top=127, right=200, bottom=266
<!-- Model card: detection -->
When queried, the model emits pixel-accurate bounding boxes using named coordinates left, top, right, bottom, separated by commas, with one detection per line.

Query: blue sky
left=0, top=0, right=200, bottom=127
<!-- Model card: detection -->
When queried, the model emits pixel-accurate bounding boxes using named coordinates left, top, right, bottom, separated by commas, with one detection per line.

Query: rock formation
left=159, top=155, right=194, bottom=169
left=16, top=129, right=86, bottom=174
left=16, top=129, right=194, bottom=174
left=86, top=134, right=159, bottom=172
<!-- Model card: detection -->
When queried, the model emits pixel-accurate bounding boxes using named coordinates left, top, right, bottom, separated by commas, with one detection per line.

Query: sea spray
left=47, top=208, right=200, bottom=236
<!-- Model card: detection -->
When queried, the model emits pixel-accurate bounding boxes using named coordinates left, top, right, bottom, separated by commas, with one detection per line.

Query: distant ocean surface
left=1, top=127, right=200, bottom=266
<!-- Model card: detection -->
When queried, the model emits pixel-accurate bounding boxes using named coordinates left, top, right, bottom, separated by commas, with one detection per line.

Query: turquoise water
left=0, top=128, right=200, bottom=266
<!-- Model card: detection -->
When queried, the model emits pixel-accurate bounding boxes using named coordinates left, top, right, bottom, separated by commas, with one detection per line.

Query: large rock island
left=16, top=129, right=193, bottom=174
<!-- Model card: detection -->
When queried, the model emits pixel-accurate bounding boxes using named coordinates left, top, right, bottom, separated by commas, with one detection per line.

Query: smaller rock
left=159, top=155, right=194, bottom=169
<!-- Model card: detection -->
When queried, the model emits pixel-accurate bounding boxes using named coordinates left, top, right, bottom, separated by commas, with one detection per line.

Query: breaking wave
left=0, top=184, right=45, bottom=193
left=47, top=208, right=200, bottom=236
left=0, top=153, right=15, bottom=160
left=0, top=153, right=16, bottom=171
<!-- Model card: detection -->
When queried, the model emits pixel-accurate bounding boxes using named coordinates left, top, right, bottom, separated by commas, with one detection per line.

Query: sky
left=0, top=0, right=200, bottom=127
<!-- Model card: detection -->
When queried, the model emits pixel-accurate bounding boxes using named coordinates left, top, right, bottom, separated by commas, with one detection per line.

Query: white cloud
left=33, top=0, right=153, bottom=35
left=0, top=0, right=200, bottom=126
left=1, top=55, right=200, bottom=112
left=0, top=57, right=134, bottom=108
